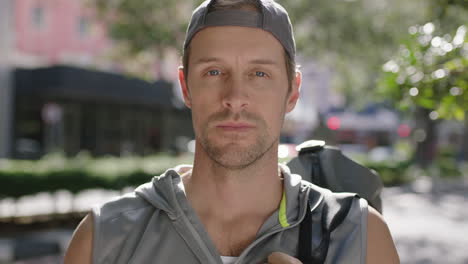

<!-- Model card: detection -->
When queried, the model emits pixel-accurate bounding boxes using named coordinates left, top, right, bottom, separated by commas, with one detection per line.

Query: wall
left=0, top=0, right=14, bottom=158
left=14, top=0, right=110, bottom=66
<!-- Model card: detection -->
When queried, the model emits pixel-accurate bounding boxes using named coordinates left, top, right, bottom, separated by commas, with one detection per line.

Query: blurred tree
left=378, top=24, right=467, bottom=120
left=377, top=0, right=468, bottom=165
left=87, top=0, right=466, bottom=92
left=90, top=0, right=431, bottom=88
left=86, top=0, right=194, bottom=79
left=280, top=0, right=430, bottom=106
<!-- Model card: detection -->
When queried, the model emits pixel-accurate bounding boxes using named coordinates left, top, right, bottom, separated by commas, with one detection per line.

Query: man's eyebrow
left=193, top=57, right=281, bottom=67
left=248, top=59, right=281, bottom=66
left=193, top=57, right=223, bottom=65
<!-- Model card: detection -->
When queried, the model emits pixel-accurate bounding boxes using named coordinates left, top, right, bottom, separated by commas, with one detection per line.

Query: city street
left=1, top=0, right=467, bottom=263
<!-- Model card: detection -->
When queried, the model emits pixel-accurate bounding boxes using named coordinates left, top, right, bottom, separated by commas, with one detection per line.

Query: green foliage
left=350, top=141, right=416, bottom=186
left=359, top=145, right=464, bottom=186
left=90, top=0, right=190, bottom=53
left=85, top=0, right=194, bottom=79
left=362, top=159, right=414, bottom=186
left=86, top=0, right=468, bottom=104
left=377, top=23, right=468, bottom=120
left=432, top=146, right=463, bottom=178
left=280, top=0, right=430, bottom=105
left=0, top=153, right=193, bottom=199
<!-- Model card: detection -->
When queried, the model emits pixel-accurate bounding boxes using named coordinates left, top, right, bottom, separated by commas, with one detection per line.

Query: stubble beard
left=197, top=110, right=279, bottom=170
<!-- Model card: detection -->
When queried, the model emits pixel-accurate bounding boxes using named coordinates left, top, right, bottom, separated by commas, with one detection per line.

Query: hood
left=134, top=163, right=308, bottom=224
left=135, top=165, right=192, bottom=220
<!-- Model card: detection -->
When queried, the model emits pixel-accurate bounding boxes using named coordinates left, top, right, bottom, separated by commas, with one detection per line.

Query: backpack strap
left=298, top=200, right=313, bottom=261
left=288, top=140, right=383, bottom=213
left=298, top=185, right=358, bottom=263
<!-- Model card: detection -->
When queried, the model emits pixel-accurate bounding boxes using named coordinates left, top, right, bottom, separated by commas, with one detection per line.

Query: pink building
left=13, top=0, right=111, bottom=67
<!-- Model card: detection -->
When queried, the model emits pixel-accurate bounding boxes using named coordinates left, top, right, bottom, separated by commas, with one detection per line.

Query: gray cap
left=183, top=0, right=296, bottom=59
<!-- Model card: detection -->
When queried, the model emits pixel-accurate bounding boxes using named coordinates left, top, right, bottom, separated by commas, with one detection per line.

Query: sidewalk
left=383, top=177, right=468, bottom=264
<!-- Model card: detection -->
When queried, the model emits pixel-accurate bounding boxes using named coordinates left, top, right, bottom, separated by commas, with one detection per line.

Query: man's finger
left=267, top=252, right=302, bottom=264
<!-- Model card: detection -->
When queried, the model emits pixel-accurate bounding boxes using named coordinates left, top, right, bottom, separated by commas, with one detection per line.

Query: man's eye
left=255, top=71, right=267, bottom=77
left=208, top=70, right=221, bottom=76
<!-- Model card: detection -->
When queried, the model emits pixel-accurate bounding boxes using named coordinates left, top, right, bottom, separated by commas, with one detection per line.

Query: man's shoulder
left=93, top=182, right=154, bottom=222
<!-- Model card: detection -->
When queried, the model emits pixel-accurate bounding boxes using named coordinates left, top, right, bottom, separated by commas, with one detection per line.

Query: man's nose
left=221, top=77, right=249, bottom=112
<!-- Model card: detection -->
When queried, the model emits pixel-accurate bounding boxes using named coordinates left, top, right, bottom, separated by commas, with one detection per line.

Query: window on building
left=31, top=5, right=45, bottom=29
left=77, top=16, right=90, bottom=38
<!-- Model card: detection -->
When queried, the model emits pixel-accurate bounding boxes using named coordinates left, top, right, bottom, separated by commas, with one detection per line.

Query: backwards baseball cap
left=183, top=0, right=296, bottom=59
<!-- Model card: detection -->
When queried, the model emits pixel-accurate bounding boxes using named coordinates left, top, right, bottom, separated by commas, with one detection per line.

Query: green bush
left=432, top=147, right=463, bottom=178
left=361, top=159, right=414, bottom=187
left=0, top=153, right=193, bottom=199
left=362, top=152, right=465, bottom=186
left=1, top=150, right=462, bottom=198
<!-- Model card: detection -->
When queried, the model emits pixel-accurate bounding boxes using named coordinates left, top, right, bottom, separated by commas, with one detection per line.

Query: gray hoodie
left=92, top=165, right=368, bottom=264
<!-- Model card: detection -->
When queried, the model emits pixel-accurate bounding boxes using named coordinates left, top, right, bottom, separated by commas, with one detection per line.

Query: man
left=65, top=0, right=399, bottom=263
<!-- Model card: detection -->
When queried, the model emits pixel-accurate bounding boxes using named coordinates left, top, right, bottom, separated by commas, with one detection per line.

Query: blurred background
left=0, top=0, right=467, bottom=263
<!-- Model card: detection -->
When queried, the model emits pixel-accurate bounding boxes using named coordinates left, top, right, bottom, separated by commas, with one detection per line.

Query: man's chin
left=211, top=154, right=258, bottom=170
left=206, top=138, right=250, bottom=151
left=204, top=143, right=268, bottom=170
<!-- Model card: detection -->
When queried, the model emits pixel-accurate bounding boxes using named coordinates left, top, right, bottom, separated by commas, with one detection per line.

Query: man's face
left=180, top=26, right=300, bottom=170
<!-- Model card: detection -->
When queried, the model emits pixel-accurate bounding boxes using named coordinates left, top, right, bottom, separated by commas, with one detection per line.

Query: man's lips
left=216, top=122, right=255, bottom=131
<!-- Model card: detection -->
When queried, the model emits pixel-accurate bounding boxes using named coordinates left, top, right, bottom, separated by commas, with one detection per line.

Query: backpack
left=286, top=140, right=383, bottom=213
left=298, top=186, right=359, bottom=263
left=287, top=140, right=384, bottom=263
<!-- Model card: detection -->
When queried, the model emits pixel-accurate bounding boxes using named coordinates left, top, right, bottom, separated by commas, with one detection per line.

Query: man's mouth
left=216, top=122, right=255, bottom=131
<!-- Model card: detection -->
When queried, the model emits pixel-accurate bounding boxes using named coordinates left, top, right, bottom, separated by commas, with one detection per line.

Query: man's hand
left=267, top=252, right=302, bottom=264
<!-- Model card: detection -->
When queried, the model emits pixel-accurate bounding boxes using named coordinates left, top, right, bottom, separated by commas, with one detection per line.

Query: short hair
left=182, top=0, right=297, bottom=90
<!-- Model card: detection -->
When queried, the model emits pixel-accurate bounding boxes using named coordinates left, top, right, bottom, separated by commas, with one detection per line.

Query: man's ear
left=286, top=70, right=302, bottom=113
left=178, top=66, right=192, bottom=108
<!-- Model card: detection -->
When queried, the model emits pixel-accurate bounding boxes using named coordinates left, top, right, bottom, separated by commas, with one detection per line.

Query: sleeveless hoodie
left=91, top=164, right=368, bottom=263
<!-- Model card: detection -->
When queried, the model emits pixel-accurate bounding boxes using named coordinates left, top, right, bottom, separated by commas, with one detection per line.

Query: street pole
left=0, top=0, right=14, bottom=158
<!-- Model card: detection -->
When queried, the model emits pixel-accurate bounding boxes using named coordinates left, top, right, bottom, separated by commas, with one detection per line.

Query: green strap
left=278, top=191, right=290, bottom=227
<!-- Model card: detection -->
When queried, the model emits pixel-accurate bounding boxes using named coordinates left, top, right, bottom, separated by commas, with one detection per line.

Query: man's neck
left=181, top=144, right=284, bottom=256
left=183, top=145, right=283, bottom=221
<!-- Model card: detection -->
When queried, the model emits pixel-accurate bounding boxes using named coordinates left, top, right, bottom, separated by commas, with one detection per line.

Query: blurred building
left=324, top=106, right=400, bottom=144
left=0, top=0, right=14, bottom=159
left=13, top=65, right=193, bottom=159
left=281, top=59, right=336, bottom=144
left=9, top=0, right=180, bottom=78
left=12, top=0, right=111, bottom=68
left=0, top=0, right=193, bottom=159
